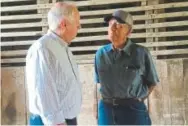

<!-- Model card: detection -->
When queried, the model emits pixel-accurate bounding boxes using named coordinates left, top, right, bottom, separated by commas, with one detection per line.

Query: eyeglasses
left=108, top=20, right=129, bottom=30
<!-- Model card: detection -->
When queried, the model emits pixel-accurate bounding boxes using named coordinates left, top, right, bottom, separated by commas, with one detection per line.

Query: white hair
left=47, top=2, right=76, bottom=31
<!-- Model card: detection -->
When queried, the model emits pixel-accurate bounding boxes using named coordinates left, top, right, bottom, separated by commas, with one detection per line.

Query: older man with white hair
left=26, top=2, right=82, bottom=125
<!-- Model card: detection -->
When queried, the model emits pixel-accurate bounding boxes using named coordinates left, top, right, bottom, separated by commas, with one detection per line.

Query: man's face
left=66, top=9, right=81, bottom=43
left=108, top=18, right=131, bottom=47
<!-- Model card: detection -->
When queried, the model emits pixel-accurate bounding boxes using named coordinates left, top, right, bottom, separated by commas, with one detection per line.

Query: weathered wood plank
left=140, top=41, right=188, bottom=48
left=134, top=11, right=188, bottom=20
left=1, top=50, right=27, bottom=57
left=183, top=59, right=188, bottom=124
left=77, top=64, right=96, bottom=124
left=1, top=58, right=26, bottom=63
left=149, top=60, right=168, bottom=124
left=1, top=12, right=188, bottom=25
left=1, top=67, right=27, bottom=125
left=2, top=21, right=188, bottom=31
left=1, top=31, right=188, bottom=39
left=1, top=42, right=188, bottom=57
left=1, top=31, right=44, bottom=37
left=134, top=21, right=188, bottom=30
left=151, top=49, right=188, bottom=56
left=1, top=49, right=188, bottom=62
left=1, top=0, right=32, bottom=2
left=1, top=1, right=187, bottom=13
left=1, top=22, right=47, bottom=29
left=80, top=2, right=188, bottom=16
left=1, top=14, right=44, bottom=21
left=0, top=0, right=144, bottom=12
left=1, top=57, right=95, bottom=64
left=1, top=40, right=187, bottom=47
left=167, top=60, right=185, bottom=125
left=1, top=40, right=35, bottom=46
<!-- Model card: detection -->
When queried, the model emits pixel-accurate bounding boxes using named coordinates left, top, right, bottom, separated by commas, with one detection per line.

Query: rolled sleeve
left=144, top=49, right=159, bottom=87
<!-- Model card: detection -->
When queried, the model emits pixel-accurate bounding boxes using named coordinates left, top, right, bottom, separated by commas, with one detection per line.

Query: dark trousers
left=98, top=99, right=151, bottom=125
left=29, top=113, right=77, bottom=125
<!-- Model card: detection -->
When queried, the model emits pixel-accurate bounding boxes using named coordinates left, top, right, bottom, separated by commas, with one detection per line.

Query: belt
left=102, top=98, right=142, bottom=106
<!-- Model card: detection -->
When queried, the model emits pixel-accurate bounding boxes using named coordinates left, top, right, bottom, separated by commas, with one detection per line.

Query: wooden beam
left=1, top=40, right=35, bottom=46
left=80, top=2, right=188, bottom=16
left=1, top=50, right=27, bottom=57
left=1, top=58, right=26, bottom=63
left=1, top=11, right=188, bottom=24
left=130, top=31, right=188, bottom=38
left=74, top=0, right=145, bottom=7
left=134, top=11, right=188, bottom=20
left=151, top=49, right=188, bottom=56
left=1, top=31, right=44, bottom=37
left=2, top=31, right=188, bottom=39
left=0, top=0, right=146, bottom=12
left=1, top=49, right=188, bottom=64
left=2, top=21, right=188, bottom=31
left=1, top=0, right=32, bottom=2
left=1, top=1, right=188, bottom=12
left=1, top=22, right=47, bottom=29
left=0, top=58, right=94, bottom=64
left=1, top=40, right=187, bottom=51
left=70, top=46, right=101, bottom=51
left=139, top=41, right=188, bottom=48
left=1, top=41, right=188, bottom=57
left=1, top=14, right=44, bottom=21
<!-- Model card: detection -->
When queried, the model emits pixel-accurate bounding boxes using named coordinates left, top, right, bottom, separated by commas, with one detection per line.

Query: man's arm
left=140, top=84, right=156, bottom=101
left=26, top=47, right=66, bottom=125
left=148, top=85, right=156, bottom=96
left=93, top=83, right=101, bottom=119
left=93, top=54, right=101, bottom=119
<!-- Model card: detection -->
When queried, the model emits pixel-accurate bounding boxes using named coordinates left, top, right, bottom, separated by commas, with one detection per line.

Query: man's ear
left=127, top=27, right=132, bottom=36
left=59, top=20, right=66, bottom=32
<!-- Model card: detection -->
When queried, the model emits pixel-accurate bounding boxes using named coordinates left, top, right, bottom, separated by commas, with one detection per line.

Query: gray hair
left=48, top=2, right=76, bottom=31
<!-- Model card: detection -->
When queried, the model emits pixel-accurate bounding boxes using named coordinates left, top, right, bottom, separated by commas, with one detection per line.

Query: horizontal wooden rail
left=1, top=49, right=188, bottom=64
left=1, top=31, right=188, bottom=40
left=2, top=21, right=188, bottom=32
left=1, top=1, right=187, bottom=13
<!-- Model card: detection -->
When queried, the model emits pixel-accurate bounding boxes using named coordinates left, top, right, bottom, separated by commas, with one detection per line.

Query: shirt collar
left=108, top=39, right=132, bottom=56
left=47, top=29, right=68, bottom=47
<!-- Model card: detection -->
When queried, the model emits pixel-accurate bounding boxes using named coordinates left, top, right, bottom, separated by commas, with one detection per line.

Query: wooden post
left=145, top=0, right=157, bottom=118
left=37, top=0, right=50, bottom=33
left=145, top=0, right=168, bottom=124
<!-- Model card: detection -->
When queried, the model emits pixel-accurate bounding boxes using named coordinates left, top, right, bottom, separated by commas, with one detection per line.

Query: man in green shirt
left=93, top=10, right=159, bottom=125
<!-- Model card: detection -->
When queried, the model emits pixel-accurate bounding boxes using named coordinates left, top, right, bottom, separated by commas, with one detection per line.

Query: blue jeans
left=29, top=114, right=44, bottom=125
left=98, top=100, right=151, bottom=125
left=29, top=113, right=77, bottom=125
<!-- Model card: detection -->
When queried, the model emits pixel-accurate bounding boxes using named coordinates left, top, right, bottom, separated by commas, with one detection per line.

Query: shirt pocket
left=121, top=65, right=140, bottom=84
